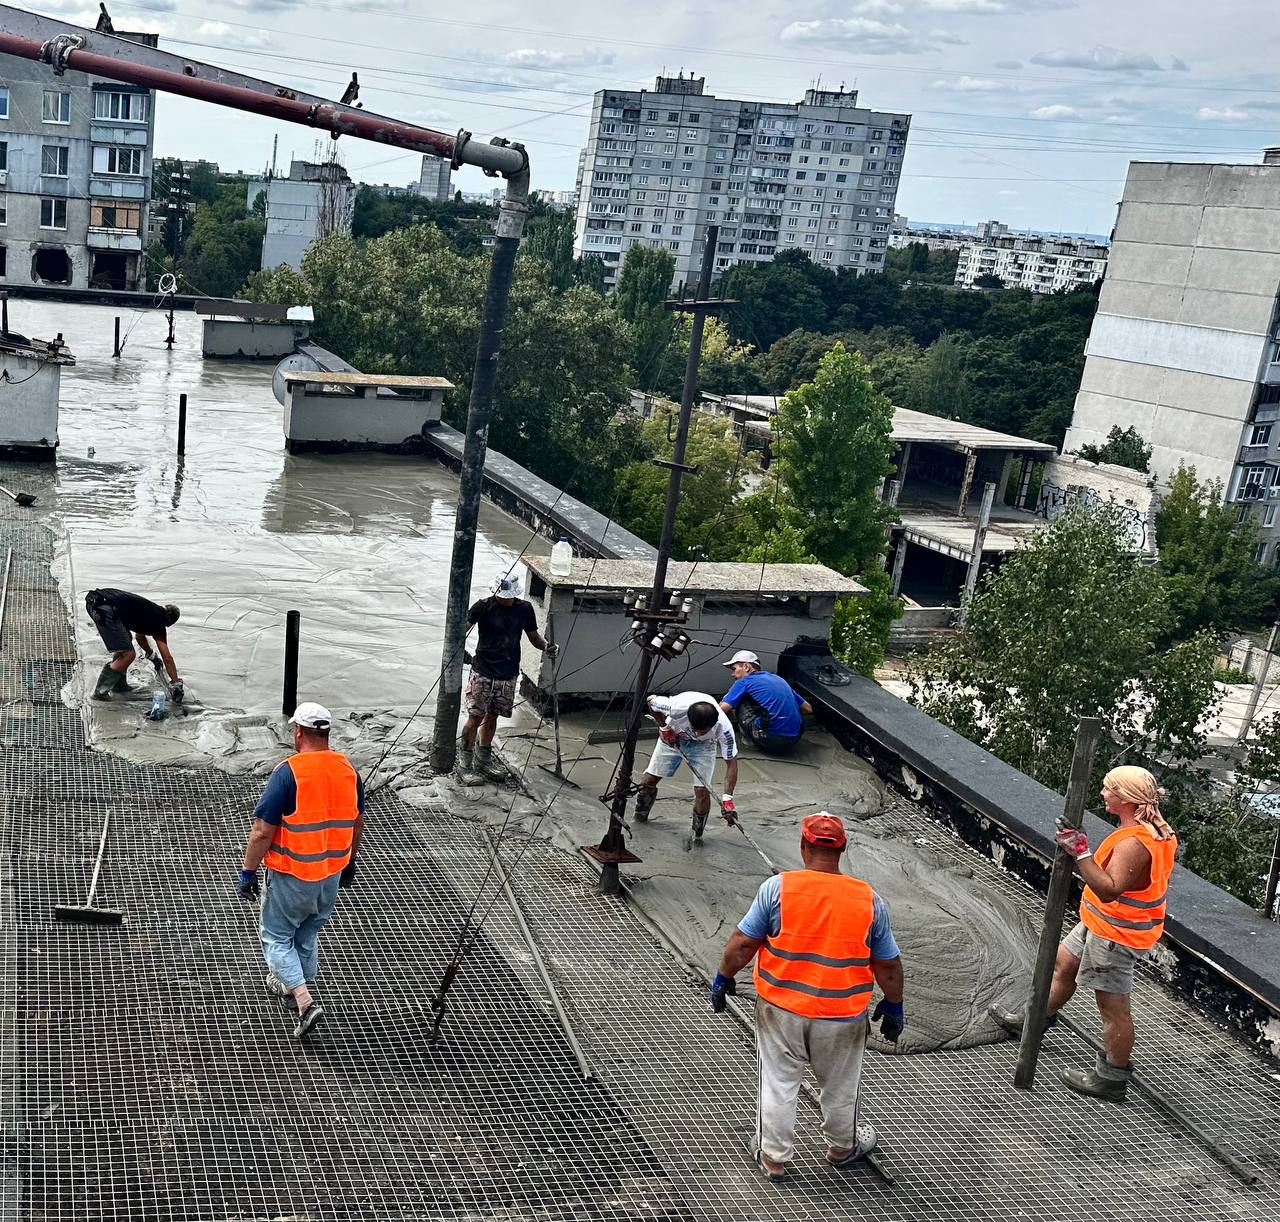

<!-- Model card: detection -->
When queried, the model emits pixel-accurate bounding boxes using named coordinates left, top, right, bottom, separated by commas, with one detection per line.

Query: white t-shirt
left=648, top=691, right=738, bottom=760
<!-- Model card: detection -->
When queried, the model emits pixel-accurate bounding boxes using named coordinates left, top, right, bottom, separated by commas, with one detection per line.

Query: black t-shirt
left=467, top=597, right=536, bottom=680
left=97, top=588, right=169, bottom=639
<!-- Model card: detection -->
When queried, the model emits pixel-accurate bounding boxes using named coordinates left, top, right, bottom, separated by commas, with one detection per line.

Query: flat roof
left=524, top=556, right=864, bottom=597
left=283, top=371, right=455, bottom=390
left=898, top=510, right=1046, bottom=561
left=705, top=395, right=1056, bottom=454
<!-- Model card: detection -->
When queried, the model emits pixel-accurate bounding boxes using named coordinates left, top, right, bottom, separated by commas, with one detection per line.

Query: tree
left=775, top=343, right=896, bottom=576
left=723, top=250, right=833, bottom=349
left=904, top=333, right=971, bottom=420
left=1155, top=466, right=1280, bottom=639
left=178, top=180, right=264, bottom=298
left=909, top=503, right=1221, bottom=790
left=1076, top=425, right=1152, bottom=473
left=884, top=243, right=959, bottom=285
left=614, top=245, right=678, bottom=391
left=973, top=273, right=1005, bottom=290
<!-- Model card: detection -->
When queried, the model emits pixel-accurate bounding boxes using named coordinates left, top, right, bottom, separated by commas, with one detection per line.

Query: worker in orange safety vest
left=711, top=812, right=905, bottom=1183
left=990, top=765, right=1177, bottom=1102
left=236, top=701, right=365, bottom=1041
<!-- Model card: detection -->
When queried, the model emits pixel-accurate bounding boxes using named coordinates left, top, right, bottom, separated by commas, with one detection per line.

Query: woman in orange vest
left=991, top=765, right=1177, bottom=1102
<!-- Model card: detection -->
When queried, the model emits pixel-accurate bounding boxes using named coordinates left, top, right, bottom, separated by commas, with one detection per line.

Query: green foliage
left=909, top=504, right=1221, bottom=790
left=903, top=332, right=971, bottom=420
left=351, top=187, right=495, bottom=254
left=974, top=273, right=1005, bottom=290
left=724, top=250, right=831, bottom=350
left=177, top=181, right=264, bottom=298
left=883, top=243, right=959, bottom=285
left=1076, top=425, right=1152, bottom=473
left=522, top=205, right=608, bottom=295
left=1155, top=466, right=1280, bottom=639
left=255, top=224, right=635, bottom=505
left=775, top=343, right=896, bottom=576
left=1162, top=777, right=1274, bottom=910
left=831, top=570, right=903, bottom=677
left=1214, top=666, right=1250, bottom=685
left=614, top=245, right=679, bottom=390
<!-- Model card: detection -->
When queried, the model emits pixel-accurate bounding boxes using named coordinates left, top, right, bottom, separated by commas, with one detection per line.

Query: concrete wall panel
left=1185, top=246, right=1280, bottom=301
left=1086, top=313, right=1267, bottom=381
left=1095, top=278, right=1184, bottom=324
left=1122, top=162, right=1213, bottom=203
left=1112, top=201, right=1206, bottom=247
left=1205, top=165, right=1280, bottom=209
left=1199, top=207, right=1280, bottom=256
left=1102, top=240, right=1192, bottom=289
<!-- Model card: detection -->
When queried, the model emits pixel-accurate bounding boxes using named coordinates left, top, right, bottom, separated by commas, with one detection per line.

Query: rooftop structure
left=1063, top=159, right=1280, bottom=561
left=574, top=74, right=910, bottom=289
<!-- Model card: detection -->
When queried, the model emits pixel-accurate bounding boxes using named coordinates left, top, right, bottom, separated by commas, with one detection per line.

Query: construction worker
left=85, top=587, right=181, bottom=702
left=236, top=702, right=363, bottom=1041
left=460, top=570, right=555, bottom=780
left=990, top=765, right=1178, bottom=1102
left=712, top=812, right=904, bottom=1181
left=719, top=649, right=813, bottom=757
left=634, top=690, right=739, bottom=842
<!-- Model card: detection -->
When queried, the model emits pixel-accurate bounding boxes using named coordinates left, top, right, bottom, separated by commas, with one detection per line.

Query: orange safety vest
left=753, top=870, right=876, bottom=1020
left=264, top=751, right=360, bottom=882
left=1080, top=824, right=1176, bottom=950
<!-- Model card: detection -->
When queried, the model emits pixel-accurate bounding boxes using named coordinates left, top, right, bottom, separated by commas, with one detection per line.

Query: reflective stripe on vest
left=264, top=751, right=359, bottom=882
left=753, top=871, right=876, bottom=1020
left=1079, top=824, right=1176, bottom=951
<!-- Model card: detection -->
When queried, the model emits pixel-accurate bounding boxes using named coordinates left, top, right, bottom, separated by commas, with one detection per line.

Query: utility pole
left=583, top=225, right=728, bottom=894
left=1235, top=619, right=1280, bottom=747
left=165, top=164, right=190, bottom=261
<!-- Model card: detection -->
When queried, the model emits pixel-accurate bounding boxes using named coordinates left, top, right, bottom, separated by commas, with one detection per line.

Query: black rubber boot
left=633, top=790, right=656, bottom=822
left=91, top=663, right=117, bottom=701
left=690, top=805, right=709, bottom=841
left=1061, top=1051, right=1130, bottom=1102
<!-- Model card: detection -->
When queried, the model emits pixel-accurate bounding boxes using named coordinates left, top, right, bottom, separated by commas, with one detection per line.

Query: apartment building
left=414, top=153, right=452, bottom=202
left=1063, top=160, right=1280, bottom=559
left=246, top=159, right=356, bottom=272
left=573, top=74, right=910, bottom=289
left=954, top=219, right=1108, bottom=293
left=0, top=29, right=158, bottom=291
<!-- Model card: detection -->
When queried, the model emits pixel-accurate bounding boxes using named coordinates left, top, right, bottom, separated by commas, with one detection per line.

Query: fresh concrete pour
left=43, top=297, right=1030, bottom=1053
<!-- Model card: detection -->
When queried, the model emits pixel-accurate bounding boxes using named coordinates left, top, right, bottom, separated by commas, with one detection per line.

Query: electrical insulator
left=649, top=633, right=666, bottom=652
left=622, top=588, right=637, bottom=609
left=669, top=632, right=690, bottom=656
left=631, top=619, right=643, bottom=632
left=681, top=597, right=694, bottom=615
left=636, top=595, right=649, bottom=611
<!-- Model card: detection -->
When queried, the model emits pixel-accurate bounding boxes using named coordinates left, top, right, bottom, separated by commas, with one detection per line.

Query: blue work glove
left=711, top=972, right=737, bottom=1013
left=236, top=868, right=260, bottom=901
left=339, top=859, right=357, bottom=889
left=872, top=998, right=905, bottom=1042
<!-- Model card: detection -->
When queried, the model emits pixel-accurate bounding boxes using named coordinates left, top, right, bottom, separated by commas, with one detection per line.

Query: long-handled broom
left=54, top=809, right=125, bottom=925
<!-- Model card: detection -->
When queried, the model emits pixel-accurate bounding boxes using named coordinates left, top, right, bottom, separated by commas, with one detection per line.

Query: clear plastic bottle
left=146, top=688, right=168, bottom=721
left=550, top=535, right=573, bottom=577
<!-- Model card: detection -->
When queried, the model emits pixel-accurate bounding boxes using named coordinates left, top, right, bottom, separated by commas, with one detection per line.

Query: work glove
left=719, top=794, right=738, bottom=825
left=659, top=727, right=679, bottom=746
left=711, top=972, right=737, bottom=1013
left=147, top=653, right=164, bottom=672
left=872, top=998, right=905, bottom=1042
left=170, top=681, right=184, bottom=706
left=1054, top=827, right=1091, bottom=860
left=544, top=642, right=560, bottom=659
left=236, top=869, right=260, bottom=901
left=339, top=859, right=357, bottom=889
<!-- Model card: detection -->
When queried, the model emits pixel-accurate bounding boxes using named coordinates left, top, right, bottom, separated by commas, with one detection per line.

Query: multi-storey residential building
left=954, top=220, right=1108, bottom=293
left=573, top=74, right=910, bottom=289
left=0, top=28, right=158, bottom=290
left=1063, top=159, right=1280, bottom=559
left=246, top=159, right=356, bottom=272
left=414, top=153, right=452, bottom=202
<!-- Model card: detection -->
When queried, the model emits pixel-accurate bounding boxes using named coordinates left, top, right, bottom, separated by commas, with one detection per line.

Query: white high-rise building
left=573, top=75, right=910, bottom=289
left=414, top=153, right=452, bottom=202
left=954, top=221, right=1108, bottom=293
left=246, top=159, right=356, bottom=272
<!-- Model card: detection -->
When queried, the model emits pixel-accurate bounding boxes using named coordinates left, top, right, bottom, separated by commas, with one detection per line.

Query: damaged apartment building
left=0, top=26, right=157, bottom=291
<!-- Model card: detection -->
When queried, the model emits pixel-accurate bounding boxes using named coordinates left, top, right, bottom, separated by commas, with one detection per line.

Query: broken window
left=32, top=247, right=70, bottom=284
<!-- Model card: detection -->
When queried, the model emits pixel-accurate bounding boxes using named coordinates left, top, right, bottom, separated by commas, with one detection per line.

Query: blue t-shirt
left=253, top=758, right=366, bottom=826
left=722, top=671, right=805, bottom=738
left=738, top=874, right=900, bottom=959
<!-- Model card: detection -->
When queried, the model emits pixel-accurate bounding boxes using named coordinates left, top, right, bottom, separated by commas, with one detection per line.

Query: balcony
left=89, top=176, right=147, bottom=200
left=1240, top=443, right=1272, bottom=463
left=1253, top=403, right=1280, bottom=424
left=87, top=228, right=143, bottom=251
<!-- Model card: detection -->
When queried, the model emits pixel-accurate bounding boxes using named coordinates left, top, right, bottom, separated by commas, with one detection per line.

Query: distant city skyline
left=29, top=0, right=1280, bottom=236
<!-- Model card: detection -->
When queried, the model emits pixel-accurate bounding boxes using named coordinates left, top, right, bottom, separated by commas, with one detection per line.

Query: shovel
left=0, top=485, right=36, bottom=507
left=53, top=809, right=125, bottom=925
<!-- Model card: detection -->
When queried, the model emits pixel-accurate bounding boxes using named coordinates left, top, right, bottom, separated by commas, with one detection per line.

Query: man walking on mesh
left=236, top=702, right=364, bottom=1040
left=459, top=570, right=555, bottom=780
left=712, top=813, right=905, bottom=1181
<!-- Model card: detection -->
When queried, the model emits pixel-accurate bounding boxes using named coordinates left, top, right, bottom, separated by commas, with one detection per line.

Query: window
left=1251, top=424, right=1273, bottom=446
left=94, top=91, right=148, bottom=122
left=1257, top=542, right=1270, bottom=564
left=0, top=86, right=7, bottom=119
left=0, top=194, right=5, bottom=225
left=90, top=202, right=140, bottom=230
left=43, top=91, right=70, bottom=124
left=0, top=141, right=6, bottom=171
left=1239, top=465, right=1271, bottom=500
left=40, top=198, right=67, bottom=229
left=689, top=113, right=700, bottom=123
left=1264, top=506, right=1276, bottom=528
left=41, top=145, right=69, bottom=177
left=94, top=146, right=144, bottom=175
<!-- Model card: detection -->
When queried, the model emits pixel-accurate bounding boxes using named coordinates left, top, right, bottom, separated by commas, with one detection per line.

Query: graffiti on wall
left=1035, top=479, right=1154, bottom=551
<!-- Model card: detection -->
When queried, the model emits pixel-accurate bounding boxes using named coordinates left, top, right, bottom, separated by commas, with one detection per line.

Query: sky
left=17, top=0, right=1280, bottom=234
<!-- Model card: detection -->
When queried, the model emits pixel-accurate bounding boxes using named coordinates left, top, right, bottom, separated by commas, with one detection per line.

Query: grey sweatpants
left=755, top=997, right=867, bottom=1163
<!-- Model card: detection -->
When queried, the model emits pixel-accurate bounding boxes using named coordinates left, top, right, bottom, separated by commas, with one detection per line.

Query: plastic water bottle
left=550, top=535, right=573, bottom=577
left=146, top=688, right=168, bottom=721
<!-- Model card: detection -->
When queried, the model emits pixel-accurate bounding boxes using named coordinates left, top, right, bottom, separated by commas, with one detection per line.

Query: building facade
left=0, top=30, right=157, bottom=290
left=1062, top=160, right=1280, bottom=558
left=414, top=153, right=451, bottom=202
left=246, top=159, right=355, bottom=271
left=573, top=75, right=910, bottom=289
left=954, top=221, right=1108, bottom=292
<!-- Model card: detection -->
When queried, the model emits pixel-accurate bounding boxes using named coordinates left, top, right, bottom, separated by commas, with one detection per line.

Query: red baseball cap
left=802, top=812, right=846, bottom=849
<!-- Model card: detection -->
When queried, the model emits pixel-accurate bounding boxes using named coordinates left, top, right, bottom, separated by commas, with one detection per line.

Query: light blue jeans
left=259, top=869, right=341, bottom=989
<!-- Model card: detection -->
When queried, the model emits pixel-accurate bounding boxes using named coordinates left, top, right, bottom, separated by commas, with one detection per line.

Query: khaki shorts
left=1063, top=920, right=1145, bottom=996
left=465, top=671, right=516, bottom=718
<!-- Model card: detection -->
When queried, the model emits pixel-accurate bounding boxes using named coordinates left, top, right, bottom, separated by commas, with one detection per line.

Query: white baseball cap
left=289, top=701, right=332, bottom=730
left=723, top=649, right=760, bottom=668
left=493, top=571, right=522, bottom=598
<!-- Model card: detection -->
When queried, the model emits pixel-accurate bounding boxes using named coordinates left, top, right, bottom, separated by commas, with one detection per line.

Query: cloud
left=192, top=20, right=273, bottom=49
left=929, top=76, right=1018, bottom=93
left=1030, top=104, right=1080, bottom=119
left=780, top=17, right=967, bottom=53
left=446, top=46, right=616, bottom=92
left=997, top=189, right=1019, bottom=196
left=994, top=60, right=1023, bottom=69
left=856, top=0, right=1074, bottom=11
left=1244, top=99, right=1280, bottom=112
left=920, top=0, right=1006, bottom=10
left=1171, top=57, right=1189, bottom=72
left=1196, top=106, right=1251, bottom=122
left=497, top=48, right=616, bottom=70
left=1030, top=45, right=1166, bottom=72
left=1101, top=113, right=1138, bottom=124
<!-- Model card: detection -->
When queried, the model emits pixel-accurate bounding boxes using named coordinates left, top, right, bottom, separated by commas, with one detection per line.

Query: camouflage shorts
left=465, top=671, right=517, bottom=718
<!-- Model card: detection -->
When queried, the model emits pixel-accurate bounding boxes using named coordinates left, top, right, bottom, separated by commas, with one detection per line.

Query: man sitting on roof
left=719, top=649, right=813, bottom=757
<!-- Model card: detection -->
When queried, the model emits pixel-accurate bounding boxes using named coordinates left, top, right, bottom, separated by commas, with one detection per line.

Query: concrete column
left=997, top=452, right=1016, bottom=505
left=957, top=448, right=977, bottom=516
left=885, top=478, right=901, bottom=507
left=959, top=482, right=996, bottom=625
left=890, top=533, right=909, bottom=597
left=897, top=440, right=913, bottom=486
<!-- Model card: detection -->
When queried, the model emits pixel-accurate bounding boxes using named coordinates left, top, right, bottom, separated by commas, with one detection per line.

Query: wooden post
left=113, top=316, right=121, bottom=358
left=1014, top=716, right=1103, bottom=1090
left=176, top=393, right=187, bottom=458
left=282, top=610, right=300, bottom=717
